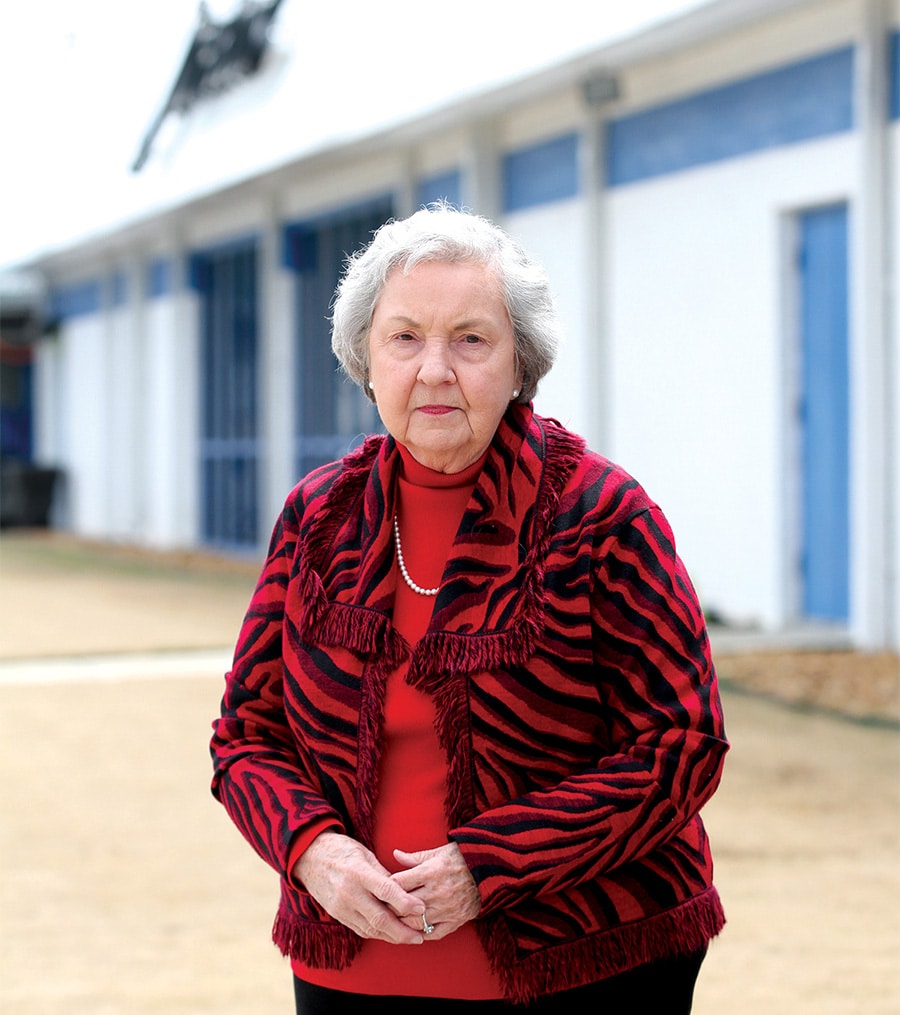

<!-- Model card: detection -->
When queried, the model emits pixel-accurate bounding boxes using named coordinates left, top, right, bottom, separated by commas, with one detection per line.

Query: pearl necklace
left=393, top=514, right=440, bottom=596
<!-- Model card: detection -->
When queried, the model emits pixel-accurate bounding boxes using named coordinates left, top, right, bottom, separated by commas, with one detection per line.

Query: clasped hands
left=293, top=831, right=481, bottom=945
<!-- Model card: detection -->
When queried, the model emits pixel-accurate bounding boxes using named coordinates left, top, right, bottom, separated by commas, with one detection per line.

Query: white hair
left=331, top=203, right=562, bottom=403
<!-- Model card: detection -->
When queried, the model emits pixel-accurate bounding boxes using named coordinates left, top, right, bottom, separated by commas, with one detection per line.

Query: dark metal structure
left=132, top=0, right=285, bottom=172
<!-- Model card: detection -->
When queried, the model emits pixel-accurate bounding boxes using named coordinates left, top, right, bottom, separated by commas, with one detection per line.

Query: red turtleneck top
left=292, top=445, right=503, bottom=998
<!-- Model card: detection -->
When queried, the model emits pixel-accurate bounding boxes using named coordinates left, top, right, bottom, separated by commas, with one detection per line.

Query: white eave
left=22, top=0, right=823, bottom=275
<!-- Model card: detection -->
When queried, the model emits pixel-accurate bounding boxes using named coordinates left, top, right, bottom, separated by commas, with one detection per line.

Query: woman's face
left=368, top=260, right=522, bottom=473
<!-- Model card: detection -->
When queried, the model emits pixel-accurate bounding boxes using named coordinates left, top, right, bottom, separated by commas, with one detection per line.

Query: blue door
left=798, top=204, right=850, bottom=621
left=285, top=199, right=392, bottom=479
left=192, top=241, right=260, bottom=550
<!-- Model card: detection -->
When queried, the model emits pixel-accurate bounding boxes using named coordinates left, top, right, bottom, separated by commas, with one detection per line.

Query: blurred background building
left=1, top=0, right=897, bottom=651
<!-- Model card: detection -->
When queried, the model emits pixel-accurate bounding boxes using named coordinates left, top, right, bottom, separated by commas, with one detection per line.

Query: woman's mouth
left=417, top=405, right=456, bottom=416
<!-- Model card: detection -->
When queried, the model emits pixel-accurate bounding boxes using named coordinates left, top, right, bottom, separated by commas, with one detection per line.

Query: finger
left=300, top=840, right=425, bottom=942
left=359, top=903, right=426, bottom=945
left=372, top=875, right=426, bottom=919
left=393, top=846, right=450, bottom=875
left=393, top=847, right=431, bottom=867
left=394, top=847, right=482, bottom=929
left=391, top=850, right=430, bottom=892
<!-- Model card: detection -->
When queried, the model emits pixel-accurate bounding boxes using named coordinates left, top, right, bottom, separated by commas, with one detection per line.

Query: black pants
left=294, top=950, right=706, bottom=1014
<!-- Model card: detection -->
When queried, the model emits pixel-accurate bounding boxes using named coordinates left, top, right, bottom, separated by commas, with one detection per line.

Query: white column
left=141, top=241, right=197, bottom=549
left=173, top=249, right=200, bottom=547
left=461, top=119, right=500, bottom=219
left=579, top=88, right=616, bottom=456
left=259, top=205, right=297, bottom=538
left=853, top=0, right=894, bottom=648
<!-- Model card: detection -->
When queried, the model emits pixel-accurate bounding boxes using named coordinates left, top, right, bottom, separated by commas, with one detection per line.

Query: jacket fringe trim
left=297, top=433, right=385, bottom=577
left=272, top=912, right=361, bottom=969
left=481, top=887, right=725, bottom=1004
left=296, top=572, right=390, bottom=656
left=353, top=655, right=392, bottom=849
left=271, top=887, right=725, bottom=1003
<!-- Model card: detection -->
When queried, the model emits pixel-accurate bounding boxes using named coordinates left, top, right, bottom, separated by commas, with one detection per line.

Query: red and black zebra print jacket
left=210, top=404, right=728, bottom=1003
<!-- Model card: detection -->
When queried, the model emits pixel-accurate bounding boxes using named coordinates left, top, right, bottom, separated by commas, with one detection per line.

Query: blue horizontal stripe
left=503, top=133, right=579, bottom=212
left=146, top=257, right=174, bottom=298
left=416, top=169, right=462, bottom=209
left=891, top=30, right=899, bottom=120
left=607, top=47, right=855, bottom=186
left=50, top=280, right=102, bottom=320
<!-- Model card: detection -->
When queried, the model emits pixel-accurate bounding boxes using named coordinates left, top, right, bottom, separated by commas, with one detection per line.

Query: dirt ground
left=1, top=531, right=898, bottom=1014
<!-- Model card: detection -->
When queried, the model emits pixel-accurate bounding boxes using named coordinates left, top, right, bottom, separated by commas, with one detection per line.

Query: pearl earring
left=512, top=389, right=520, bottom=398
left=368, top=380, right=374, bottom=390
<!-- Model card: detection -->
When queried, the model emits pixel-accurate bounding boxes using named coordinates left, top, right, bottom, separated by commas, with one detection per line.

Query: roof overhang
left=21, top=0, right=825, bottom=274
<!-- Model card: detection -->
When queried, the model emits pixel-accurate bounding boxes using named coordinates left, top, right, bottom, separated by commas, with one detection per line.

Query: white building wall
left=140, top=284, right=199, bottom=549
left=606, top=134, right=858, bottom=629
left=105, top=282, right=142, bottom=541
left=503, top=198, right=594, bottom=441
left=174, top=281, right=200, bottom=548
left=56, top=314, right=110, bottom=538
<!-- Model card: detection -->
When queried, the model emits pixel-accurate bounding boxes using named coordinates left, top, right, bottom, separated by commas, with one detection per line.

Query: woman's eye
left=462, top=333, right=483, bottom=344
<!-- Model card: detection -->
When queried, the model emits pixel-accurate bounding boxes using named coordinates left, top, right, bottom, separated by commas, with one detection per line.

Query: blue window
left=284, top=197, right=392, bottom=481
left=191, top=241, right=260, bottom=550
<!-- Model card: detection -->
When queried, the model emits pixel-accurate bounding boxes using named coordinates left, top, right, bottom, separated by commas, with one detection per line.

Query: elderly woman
left=210, top=205, right=728, bottom=1013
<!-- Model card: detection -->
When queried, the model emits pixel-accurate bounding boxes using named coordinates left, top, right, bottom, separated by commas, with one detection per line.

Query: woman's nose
left=417, top=339, right=455, bottom=385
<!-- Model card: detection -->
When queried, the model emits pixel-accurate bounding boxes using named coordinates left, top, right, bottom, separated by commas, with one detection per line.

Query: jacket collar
left=293, top=404, right=585, bottom=665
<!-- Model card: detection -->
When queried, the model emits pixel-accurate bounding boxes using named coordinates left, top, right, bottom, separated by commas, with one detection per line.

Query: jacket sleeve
left=209, top=499, right=345, bottom=878
left=450, top=503, right=728, bottom=915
